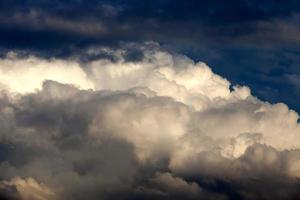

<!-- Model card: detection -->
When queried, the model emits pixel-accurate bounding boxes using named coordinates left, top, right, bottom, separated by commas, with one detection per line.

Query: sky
left=0, top=1, right=300, bottom=200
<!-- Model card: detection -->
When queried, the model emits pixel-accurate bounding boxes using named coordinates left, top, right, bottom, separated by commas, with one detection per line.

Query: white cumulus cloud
left=0, top=42, right=299, bottom=200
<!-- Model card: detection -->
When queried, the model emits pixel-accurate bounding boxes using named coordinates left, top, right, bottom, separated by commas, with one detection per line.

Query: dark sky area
left=0, top=0, right=299, bottom=112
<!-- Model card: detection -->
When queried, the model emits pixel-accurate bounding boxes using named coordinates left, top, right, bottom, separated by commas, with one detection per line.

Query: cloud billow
left=0, top=43, right=299, bottom=200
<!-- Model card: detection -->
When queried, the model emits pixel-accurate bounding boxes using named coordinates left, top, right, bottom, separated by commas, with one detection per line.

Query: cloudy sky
left=0, top=1, right=300, bottom=200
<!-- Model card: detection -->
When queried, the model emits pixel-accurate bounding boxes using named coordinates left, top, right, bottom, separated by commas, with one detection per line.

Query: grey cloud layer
left=2, top=1, right=300, bottom=48
left=0, top=43, right=299, bottom=200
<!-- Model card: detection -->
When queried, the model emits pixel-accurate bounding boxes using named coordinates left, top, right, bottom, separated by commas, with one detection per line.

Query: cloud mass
left=0, top=43, right=299, bottom=200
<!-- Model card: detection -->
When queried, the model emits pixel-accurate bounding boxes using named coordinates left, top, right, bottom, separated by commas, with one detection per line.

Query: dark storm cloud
left=1, top=0, right=300, bottom=50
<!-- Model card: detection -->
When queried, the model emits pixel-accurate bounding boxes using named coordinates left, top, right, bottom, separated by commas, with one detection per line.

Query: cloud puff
left=0, top=43, right=299, bottom=199
left=0, top=52, right=94, bottom=93
left=0, top=177, right=55, bottom=200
